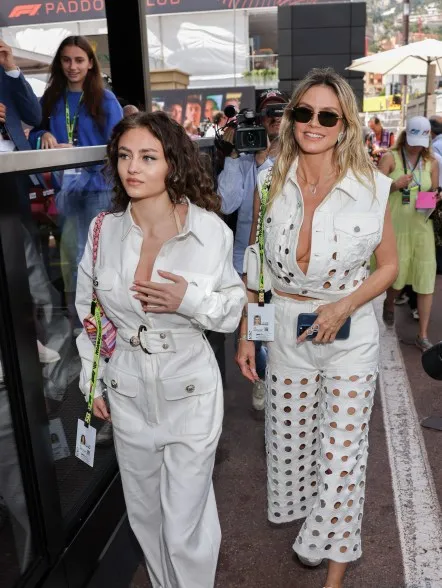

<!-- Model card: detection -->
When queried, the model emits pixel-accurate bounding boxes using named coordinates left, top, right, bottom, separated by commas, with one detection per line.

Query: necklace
left=297, top=171, right=320, bottom=195
left=297, top=169, right=336, bottom=196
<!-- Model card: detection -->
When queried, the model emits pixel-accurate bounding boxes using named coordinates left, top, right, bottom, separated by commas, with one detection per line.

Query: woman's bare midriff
left=274, top=289, right=319, bottom=302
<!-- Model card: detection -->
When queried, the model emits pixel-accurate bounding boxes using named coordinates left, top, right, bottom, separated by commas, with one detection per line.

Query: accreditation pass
left=75, top=419, right=96, bottom=467
left=247, top=303, right=275, bottom=341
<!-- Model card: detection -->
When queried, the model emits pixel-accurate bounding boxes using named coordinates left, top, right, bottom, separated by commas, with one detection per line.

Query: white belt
left=116, top=327, right=204, bottom=354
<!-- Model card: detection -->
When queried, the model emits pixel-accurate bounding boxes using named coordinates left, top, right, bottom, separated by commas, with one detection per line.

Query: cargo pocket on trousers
left=103, top=365, right=143, bottom=434
left=158, top=368, right=218, bottom=435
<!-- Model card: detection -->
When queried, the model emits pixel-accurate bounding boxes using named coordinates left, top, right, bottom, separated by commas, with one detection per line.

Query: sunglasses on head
left=291, top=106, right=343, bottom=128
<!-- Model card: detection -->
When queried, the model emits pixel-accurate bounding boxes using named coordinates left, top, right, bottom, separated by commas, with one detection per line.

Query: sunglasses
left=292, top=106, right=343, bottom=128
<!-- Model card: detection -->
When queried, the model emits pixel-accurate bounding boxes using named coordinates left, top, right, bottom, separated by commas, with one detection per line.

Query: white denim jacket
left=259, top=159, right=391, bottom=302
left=76, top=201, right=246, bottom=399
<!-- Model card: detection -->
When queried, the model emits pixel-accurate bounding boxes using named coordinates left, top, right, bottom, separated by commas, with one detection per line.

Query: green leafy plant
left=243, top=68, right=278, bottom=80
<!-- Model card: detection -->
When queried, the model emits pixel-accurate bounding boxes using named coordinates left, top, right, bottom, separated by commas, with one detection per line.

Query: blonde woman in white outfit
left=237, top=69, right=398, bottom=588
left=76, top=112, right=246, bottom=588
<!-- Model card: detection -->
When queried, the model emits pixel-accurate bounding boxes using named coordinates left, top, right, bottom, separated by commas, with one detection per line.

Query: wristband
left=238, top=334, right=248, bottom=342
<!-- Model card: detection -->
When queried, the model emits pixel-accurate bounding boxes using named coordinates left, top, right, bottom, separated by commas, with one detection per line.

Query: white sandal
left=298, top=554, right=323, bottom=567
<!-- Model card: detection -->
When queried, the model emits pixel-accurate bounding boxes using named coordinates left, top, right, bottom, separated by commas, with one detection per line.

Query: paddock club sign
left=1, top=0, right=343, bottom=27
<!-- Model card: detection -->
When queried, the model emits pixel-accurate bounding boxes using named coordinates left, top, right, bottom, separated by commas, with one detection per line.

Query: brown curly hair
left=107, top=111, right=221, bottom=214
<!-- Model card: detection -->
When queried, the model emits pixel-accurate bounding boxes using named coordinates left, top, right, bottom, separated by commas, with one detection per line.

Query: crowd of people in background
left=2, top=32, right=442, bottom=588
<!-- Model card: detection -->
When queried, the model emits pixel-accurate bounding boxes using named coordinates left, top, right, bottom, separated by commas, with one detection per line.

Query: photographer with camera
left=218, top=89, right=288, bottom=410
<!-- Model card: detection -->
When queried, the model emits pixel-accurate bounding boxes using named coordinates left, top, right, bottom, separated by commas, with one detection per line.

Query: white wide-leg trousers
left=105, top=332, right=223, bottom=588
left=266, top=294, right=380, bottom=563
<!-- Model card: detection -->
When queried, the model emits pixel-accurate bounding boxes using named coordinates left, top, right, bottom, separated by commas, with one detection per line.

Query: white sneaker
left=96, top=422, right=114, bottom=447
left=394, top=292, right=409, bottom=305
left=412, top=309, right=420, bottom=320
left=37, top=340, right=61, bottom=364
left=252, top=379, right=266, bottom=411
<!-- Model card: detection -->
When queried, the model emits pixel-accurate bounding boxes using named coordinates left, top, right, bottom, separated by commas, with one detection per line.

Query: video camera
left=216, top=103, right=287, bottom=155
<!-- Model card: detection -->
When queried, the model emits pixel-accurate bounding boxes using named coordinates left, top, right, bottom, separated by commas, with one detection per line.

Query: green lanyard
left=84, top=300, right=102, bottom=427
left=257, top=171, right=272, bottom=306
left=65, top=91, right=83, bottom=145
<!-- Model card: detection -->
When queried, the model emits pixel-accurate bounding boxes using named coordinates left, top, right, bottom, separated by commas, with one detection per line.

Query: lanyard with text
left=257, top=175, right=270, bottom=307
left=401, top=148, right=422, bottom=189
left=248, top=171, right=275, bottom=342
left=75, top=300, right=101, bottom=467
left=84, top=299, right=102, bottom=427
left=65, top=92, right=83, bottom=146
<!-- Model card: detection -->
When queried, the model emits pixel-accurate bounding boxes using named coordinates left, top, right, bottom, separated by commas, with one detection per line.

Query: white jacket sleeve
left=75, top=220, right=107, bottom=400
left=177, top=229, right=246, bottom=333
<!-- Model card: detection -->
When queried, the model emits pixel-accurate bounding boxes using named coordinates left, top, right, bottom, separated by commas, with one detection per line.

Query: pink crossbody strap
left=91, top=211, right=110, bottom=301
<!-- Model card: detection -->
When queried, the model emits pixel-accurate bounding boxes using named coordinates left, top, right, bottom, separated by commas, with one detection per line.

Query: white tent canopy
left=1, top=11, right=249, bottom=85
left=8, top=46, right=52, bottom=75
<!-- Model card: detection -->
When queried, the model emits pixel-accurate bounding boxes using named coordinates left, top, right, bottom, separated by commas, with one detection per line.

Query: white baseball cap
left=406, top=116, right=431, bottom=148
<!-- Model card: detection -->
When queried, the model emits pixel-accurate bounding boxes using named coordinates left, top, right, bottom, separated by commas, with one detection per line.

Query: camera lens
left=246, top=131, right=257, bottom=147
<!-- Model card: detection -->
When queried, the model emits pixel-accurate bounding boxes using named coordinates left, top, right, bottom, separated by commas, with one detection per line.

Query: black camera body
left=422, top=342, right=442, bottom=380
left=217, top=103, right=288, bottom=155
left=224, top=107, right=267, bottom=153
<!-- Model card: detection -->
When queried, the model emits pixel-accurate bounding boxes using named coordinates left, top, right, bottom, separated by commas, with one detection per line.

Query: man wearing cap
left=379, top=115, right=439, bottom=352
left=217, top=89, right=287, bottom=411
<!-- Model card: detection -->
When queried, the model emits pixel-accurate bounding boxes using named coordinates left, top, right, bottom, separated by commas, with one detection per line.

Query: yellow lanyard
left=65, top=91, right=83, bottom=145
left=257, top=171, right=272, bottom=306
left=84, top=300, right=102, bottom=427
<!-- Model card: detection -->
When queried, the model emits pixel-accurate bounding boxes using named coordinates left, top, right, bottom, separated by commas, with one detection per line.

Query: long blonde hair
left=268, top=68, right=375, bottom=208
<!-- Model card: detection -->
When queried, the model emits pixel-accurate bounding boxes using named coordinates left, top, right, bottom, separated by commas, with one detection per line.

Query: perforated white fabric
left=258, top=160, right=391, bottom=302
left=266, top=294, right=380, bottom=563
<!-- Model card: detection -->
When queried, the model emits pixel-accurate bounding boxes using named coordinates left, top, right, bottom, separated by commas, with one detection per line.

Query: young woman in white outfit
left=76, top=112, right=246, bottom=588
left=237, top=69, right=398, bottom=588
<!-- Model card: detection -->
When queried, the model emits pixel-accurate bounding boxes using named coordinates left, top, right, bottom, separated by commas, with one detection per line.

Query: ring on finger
left=307, top=324, right=320, bottom=336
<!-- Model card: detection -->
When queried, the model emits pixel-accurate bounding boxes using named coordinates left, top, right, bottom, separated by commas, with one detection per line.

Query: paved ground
left=88, top=278, right=442, bottom=588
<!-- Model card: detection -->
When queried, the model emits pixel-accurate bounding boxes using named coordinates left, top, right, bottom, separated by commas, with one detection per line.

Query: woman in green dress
left=379, top=116, right=439, bottom=351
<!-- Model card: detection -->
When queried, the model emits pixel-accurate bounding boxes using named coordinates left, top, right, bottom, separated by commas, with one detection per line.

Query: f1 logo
left=9, top=4, right=42, bottom=18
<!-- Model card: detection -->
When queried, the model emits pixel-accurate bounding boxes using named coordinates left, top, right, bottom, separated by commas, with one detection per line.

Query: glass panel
left=25, top=162, right=117, bottom=531
left=0, top=349, right=34, bottom=586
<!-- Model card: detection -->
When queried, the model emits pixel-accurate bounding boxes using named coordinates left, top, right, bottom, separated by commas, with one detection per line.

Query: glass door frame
left=0, top=147, right=122, bottom=588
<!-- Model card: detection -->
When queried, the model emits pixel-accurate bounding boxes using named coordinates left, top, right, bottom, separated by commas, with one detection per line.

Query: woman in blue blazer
left=0, top=39, right=41, bottom=150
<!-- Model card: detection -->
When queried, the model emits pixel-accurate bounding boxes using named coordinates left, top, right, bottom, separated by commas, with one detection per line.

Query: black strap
left=401, top=148, right=421, bottom=175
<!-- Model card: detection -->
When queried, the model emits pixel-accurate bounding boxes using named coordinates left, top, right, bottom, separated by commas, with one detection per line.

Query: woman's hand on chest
left=130, top=270, right=188, bottom=313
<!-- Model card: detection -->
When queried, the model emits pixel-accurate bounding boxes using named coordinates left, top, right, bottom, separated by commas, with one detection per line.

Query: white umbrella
left=347, top=39, right=442, bottom=115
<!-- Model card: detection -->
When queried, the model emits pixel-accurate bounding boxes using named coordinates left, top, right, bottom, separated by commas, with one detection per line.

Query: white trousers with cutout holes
left=266, top=293, right=379, bottom=563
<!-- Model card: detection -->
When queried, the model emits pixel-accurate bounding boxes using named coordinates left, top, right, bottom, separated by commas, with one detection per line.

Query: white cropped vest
left=259, top=159, right=391, bottom=302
